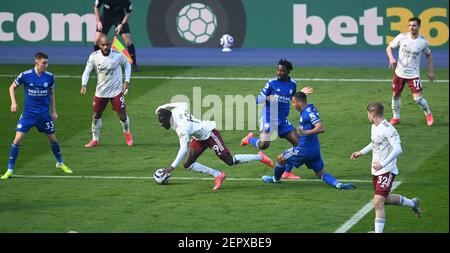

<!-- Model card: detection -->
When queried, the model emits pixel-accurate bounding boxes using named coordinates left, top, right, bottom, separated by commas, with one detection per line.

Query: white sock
left=92, top=118, right=102, bottom=141
left=233, top=154, right=261, bottom=164
left=399, top=195, right=414, bottom=207
left=120, top=116, right=130, bottom=133
left=392, top=98, right=401, bottom=119
left=188, top=162, right=221, bottom=177
left=414, top=97, right=431, bottom=115
left=375, top=218, right=385, bottom=233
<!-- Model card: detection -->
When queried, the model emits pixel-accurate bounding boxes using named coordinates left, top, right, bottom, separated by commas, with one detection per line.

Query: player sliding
left=262, top=92, right=355, bottom=190
left=156, top=102, right=274, bottom=191
left=240, top=58, right=313, bottom=180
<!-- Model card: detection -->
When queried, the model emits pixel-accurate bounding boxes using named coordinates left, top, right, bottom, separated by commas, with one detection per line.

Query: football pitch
left=0, top=64, right=448, bottom=233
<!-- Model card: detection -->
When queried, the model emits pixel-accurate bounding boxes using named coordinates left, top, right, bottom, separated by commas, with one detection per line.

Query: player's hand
left=11, top=103, right=18, bottom=113
left=300, top=86, right=313, bottom=95
left=115, top=24, right=123, bottom=34
left=267, top=95, right=277, bottom=102
left=51, top=112, right=58, bottom=121
left=297, top=128, right=307, bottom=136
left=97, top=22, right=103, bottom=31
left=122, top=82, right=129, bottom=95
left=389, top=58, right=397, bottom=70
left=372, top=161, right=383, bottom=170
left=163, top=166, right=175, bottom=174
left=350, top=151, right=363, bottom=160
left=428, top=72, right=435, bottom=82
left=80, top=86, right=87, bottom=95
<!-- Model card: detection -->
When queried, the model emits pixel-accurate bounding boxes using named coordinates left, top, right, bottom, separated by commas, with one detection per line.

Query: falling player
left=262, top=92, right=355, bottom=190
left=241, top=58, right=313, bottom=179
left=2, top=52, right=73, bottom=179
left=351, top=102, right=422, bottom=233
left=386, top=17, right=435, bottom=126
left=155, top=102, right=274, bottom=191
left=81, top=35, right=133, bottom=147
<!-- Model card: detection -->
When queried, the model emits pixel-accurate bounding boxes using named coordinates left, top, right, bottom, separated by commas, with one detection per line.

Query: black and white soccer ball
left=153, top=168, right=170, bottom=185
left=220, top=34, right=234, bottom=48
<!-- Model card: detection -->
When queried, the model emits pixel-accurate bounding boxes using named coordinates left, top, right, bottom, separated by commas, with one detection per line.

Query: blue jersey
left=15, top=68, right=55, bottom=116
left=259, top=77, right=296, bottom=122
left=298, top=104, right=321, bottom=152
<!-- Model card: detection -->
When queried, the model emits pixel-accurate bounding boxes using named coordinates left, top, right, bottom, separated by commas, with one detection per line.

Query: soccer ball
left=220, top=34, right=234, bottom=52
left=153, top=168, right=170, bottom=185
left=176, top=3, right=218, bottom=44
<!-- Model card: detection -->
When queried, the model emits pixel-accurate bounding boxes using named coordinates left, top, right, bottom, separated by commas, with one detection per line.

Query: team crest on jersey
left=43, top=82, right=48, bottom=87
left=289, top=89, right=293, bottom=94
left=30, top=83, right=34, bottom=87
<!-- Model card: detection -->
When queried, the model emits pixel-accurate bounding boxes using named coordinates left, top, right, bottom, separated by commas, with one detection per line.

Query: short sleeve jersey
left=15, top=68, right=55, bottom=116
left=298, top=104, right=321, bottom=152
left=259, top=77, right=297, bottom=122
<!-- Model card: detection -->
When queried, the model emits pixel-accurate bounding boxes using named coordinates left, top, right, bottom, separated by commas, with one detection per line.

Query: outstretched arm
left=351, top=143, right=372, bottom=160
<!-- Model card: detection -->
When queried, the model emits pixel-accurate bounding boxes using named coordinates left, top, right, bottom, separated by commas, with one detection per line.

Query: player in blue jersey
left=261, top=91, right=355, bottom=190
left=1, top=52, right=73, bottom=180
left=241, top=58, right=312, bottom=179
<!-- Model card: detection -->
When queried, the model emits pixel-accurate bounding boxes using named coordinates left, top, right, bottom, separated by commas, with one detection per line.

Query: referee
left=94, top=0, right=138, bottom=71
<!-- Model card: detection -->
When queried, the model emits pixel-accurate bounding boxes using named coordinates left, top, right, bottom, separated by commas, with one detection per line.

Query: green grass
left=0, top=64, right=448, bottom=232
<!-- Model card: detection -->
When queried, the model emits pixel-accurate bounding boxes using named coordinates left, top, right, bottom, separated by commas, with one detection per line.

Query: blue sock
left=274, top=163, right=286, bottom=181
left=51, top=142, right=63, bottom=164
left=8, top=144, right=21, bottom=171
left=321, top=173, right=339, bottom=187
left=249, top=137, right=260, bottom=148
left=284, top=163, right=293, bottom=173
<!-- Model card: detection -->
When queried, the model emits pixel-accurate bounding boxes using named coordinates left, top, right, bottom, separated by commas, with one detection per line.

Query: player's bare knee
left=183, top=161, right=193, bottom=169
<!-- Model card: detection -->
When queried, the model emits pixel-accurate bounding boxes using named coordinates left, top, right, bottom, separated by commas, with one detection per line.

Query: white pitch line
left=12, top=174, right=372, bottom=182
left=0, top=74, right=447, bottom=83
left=334, top=181, right=402, bottom=233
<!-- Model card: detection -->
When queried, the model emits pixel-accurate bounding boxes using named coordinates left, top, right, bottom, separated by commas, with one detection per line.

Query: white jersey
left=389, top=32, right=431, bottom=79
left=156, top=103, right=216, bottom=168
left=82, top=49, right=131, bottom=98
left=369, top=120, right=401, bottom=176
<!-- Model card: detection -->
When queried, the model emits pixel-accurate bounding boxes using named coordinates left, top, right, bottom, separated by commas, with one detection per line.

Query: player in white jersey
left=386, top=17, right=435, bottom=126
left=81, top=35, right=133, bottom=148
left=350, top=102, right=421, bottom=233
left=155, top=102, right=275, bottom=191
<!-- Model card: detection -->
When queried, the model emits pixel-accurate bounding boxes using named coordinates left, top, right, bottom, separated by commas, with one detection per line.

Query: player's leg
left=94, top=20, right=111, bottom=51
left=120, top=26, right=137, bottom=71
left=373, top=194, right=386, bottom=233
left=408, top=78, right=433, bottom=126
left=1, top=131, right=27, bottom=179
left=85, top=96, right=107, bottom=147
left=390, top=74, right=405, bottom=125
left=2, top=115, right=36, bottom=179
left=241, top=116, right=272, bottom=150
left=208, top=129, right=273, bottom=167
left=385, top=194, right=422, bottom=218
left=280, top=129, right=301, bottom=179
left=112, top=93, right=133, bottom=146
left=46, top=133, right=73, bottom=174
left=262, top=153, right=289, bottom=183
left=312, top=157, right=355, bottom=190
left=185, top=139, right=226, bottom=190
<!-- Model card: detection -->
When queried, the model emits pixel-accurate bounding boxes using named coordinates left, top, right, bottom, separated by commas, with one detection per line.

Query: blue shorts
left=283, top=147, right=324, bottom=172
left=16, top=114, right=55, bottom=134
left=259, top=117, right=295, bottom=138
